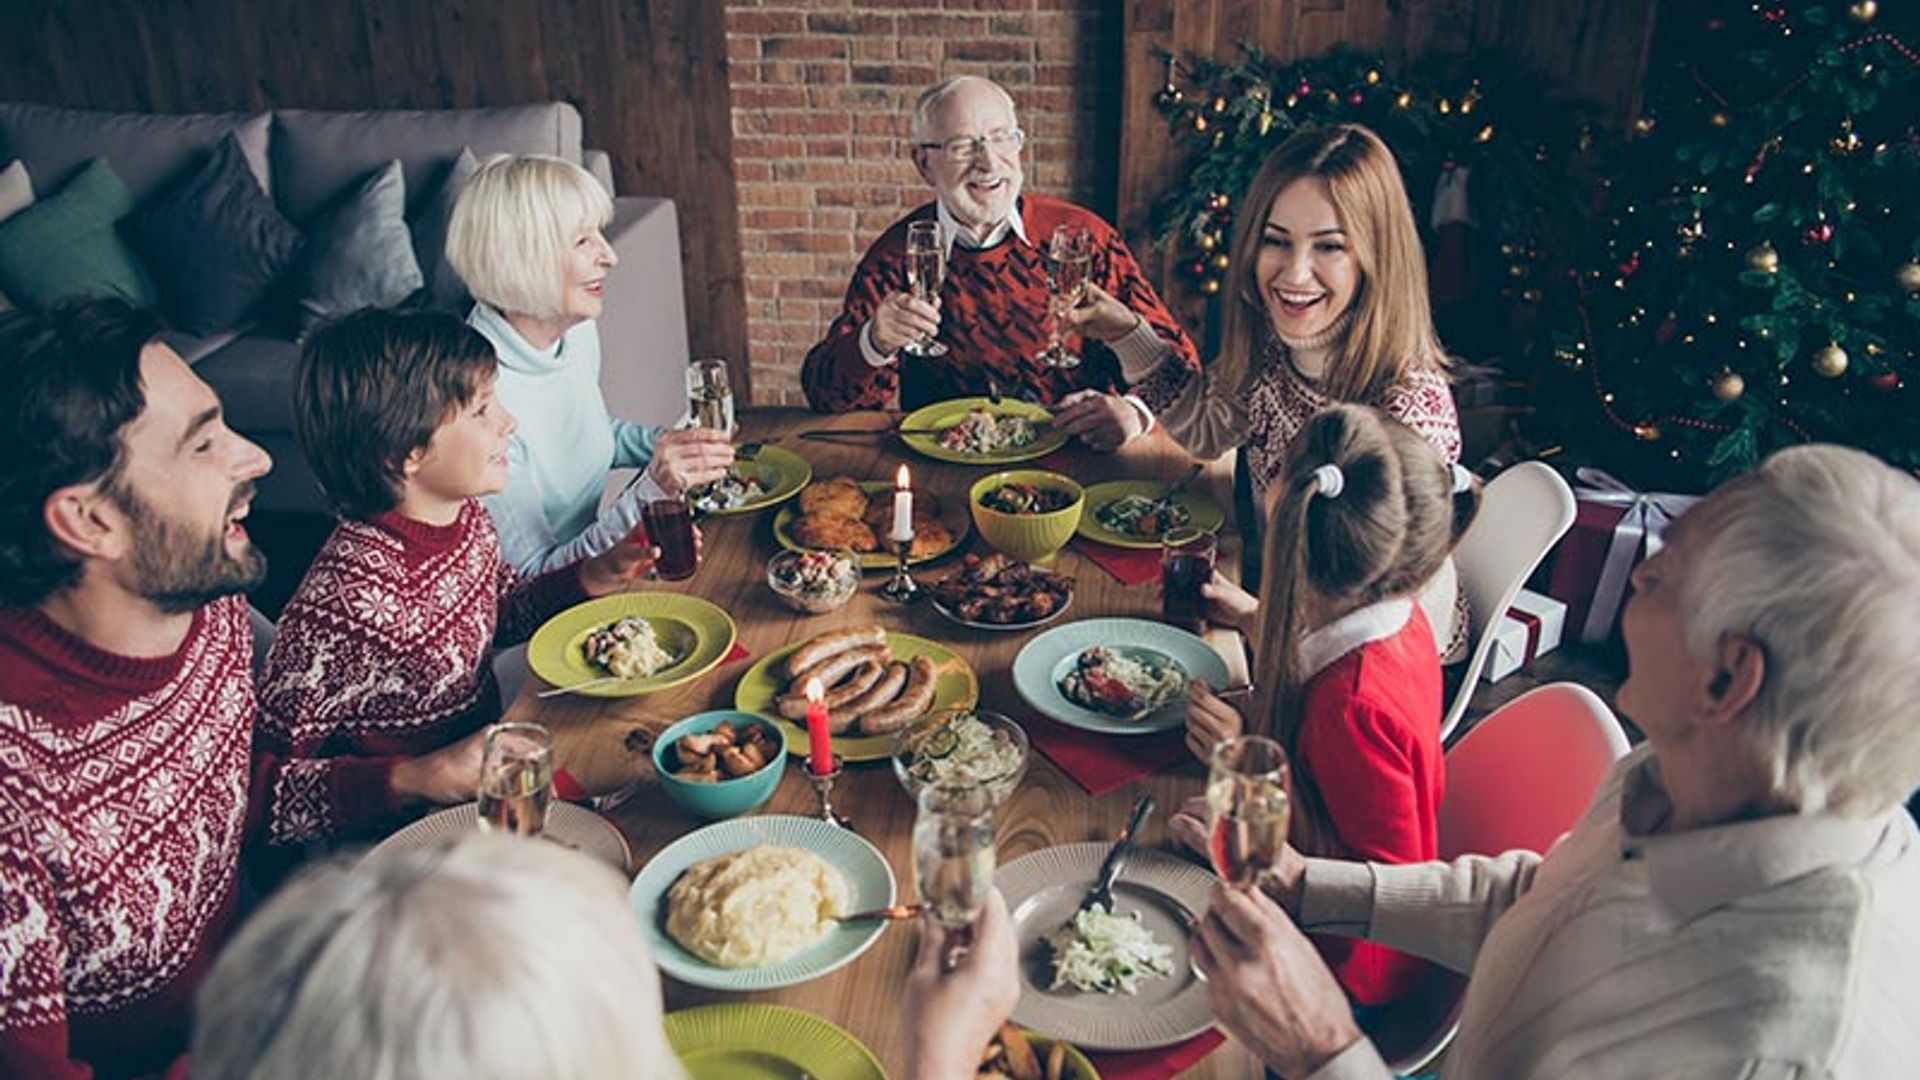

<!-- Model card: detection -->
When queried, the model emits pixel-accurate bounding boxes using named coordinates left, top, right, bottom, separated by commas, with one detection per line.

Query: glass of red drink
left=641, top=497, right=699, bottom=581
left=1160, top=526, right=1217, bottom=634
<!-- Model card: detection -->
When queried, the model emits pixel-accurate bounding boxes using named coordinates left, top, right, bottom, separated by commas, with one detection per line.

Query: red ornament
left=1347, top=91, right=1364, bottom=106
left=1618, top=251, right=1643, bottom=277
left=1868, top=372, right=1902, bottom=392
left=1706, top=17, right=1726, bottom=31
left=1804, top=221, right=1834, bottom=245
left=1296, top=81, right=1312, bottom=97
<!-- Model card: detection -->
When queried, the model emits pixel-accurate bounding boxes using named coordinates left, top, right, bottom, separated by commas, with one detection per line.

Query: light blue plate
left=1011, top=618, right=1230, bottom=735
left=629, top=815, right=897, bottom=992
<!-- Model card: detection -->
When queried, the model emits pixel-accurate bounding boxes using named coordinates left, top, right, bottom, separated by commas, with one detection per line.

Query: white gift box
left=1482, top=589, right=1566, bottom=683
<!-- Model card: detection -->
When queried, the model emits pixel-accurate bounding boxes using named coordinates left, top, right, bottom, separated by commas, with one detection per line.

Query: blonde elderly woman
left=191, top=834, right=687, bottom=1080
left=1171, top=443, right=1920, bottom=1080
left=448, top=154, right=731, bottom=574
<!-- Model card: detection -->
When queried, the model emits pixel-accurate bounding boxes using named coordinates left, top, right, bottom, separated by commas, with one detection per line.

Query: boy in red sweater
left=0, top=300, right=274, bottom=1079
left=254, top=309, right=654, bottom=856
left=1175, top=405, right=1481, bottom=1009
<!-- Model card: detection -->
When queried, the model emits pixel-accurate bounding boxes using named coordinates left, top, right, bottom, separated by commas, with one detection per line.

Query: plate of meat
left=734, top=624, right=980, bottom=762
left=928, top=553, right=1074, bottom=632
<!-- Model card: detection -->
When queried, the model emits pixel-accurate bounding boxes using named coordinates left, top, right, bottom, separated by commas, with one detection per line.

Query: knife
left=1080, top=795, right=1155, bottom=914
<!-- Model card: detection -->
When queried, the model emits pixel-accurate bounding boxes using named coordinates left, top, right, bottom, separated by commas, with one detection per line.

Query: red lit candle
left=804, top=677, right=833, bottom=775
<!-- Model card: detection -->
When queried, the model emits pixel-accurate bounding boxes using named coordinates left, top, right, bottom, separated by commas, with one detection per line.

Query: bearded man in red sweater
left=0, top=300, right=273, bottom=1079
left=801, top=75, right=1200, bottom=452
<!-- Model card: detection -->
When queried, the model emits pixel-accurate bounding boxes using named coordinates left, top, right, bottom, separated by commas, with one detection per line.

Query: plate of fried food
left=899, top=396, right=1069, bottom=465
left=689, top=445, right=812, bottom=517
left=977, top=1025, right=1101, bottom=1080
left=1075, top=480, right=1226, bottom=549
left=773, top=475, right=969, bottom=570
left=527, top=593, right=737, bottom=697
left=929, top=552, right=1075, bottom=632
left=630, top=815, right=897, bottom=992
left=734, top=624, right=979, bottom=762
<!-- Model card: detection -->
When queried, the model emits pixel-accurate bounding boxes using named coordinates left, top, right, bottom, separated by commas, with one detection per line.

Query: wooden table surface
left=505, top=407, right=1258, bottom=1080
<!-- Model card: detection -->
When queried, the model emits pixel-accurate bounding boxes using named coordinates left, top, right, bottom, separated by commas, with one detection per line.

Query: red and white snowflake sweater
left=254, top=501, right=584, bottom=850
left=0, top=596, right=254, bottom=1080
left=800, top=195, right=1199, bottom=412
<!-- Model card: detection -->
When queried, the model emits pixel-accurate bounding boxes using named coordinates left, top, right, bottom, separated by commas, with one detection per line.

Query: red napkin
left=1090, top=1030, right=1227, bottom=1080
left=1037, top=447, right=1077, bottom=472
left=1072, top=537, right=1162, bottom=587
left=1026, top=713, right=1190, bottom=796
left=722, top=641, right=752, bottom=666
left=553, top=769, right=588, bottom=803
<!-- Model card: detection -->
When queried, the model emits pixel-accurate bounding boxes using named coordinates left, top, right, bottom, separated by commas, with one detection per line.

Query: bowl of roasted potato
left=652, top=711, right=788, bottom=819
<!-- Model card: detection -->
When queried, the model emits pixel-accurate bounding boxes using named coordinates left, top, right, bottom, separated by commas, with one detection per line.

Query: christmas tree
left=1547, top=0, right=1920, bottom=486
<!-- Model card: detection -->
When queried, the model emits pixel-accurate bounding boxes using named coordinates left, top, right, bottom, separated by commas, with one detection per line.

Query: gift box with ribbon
left=1547, top=468, right=1700, bottom=645
left=1482, top=589, right=1566, bottom=683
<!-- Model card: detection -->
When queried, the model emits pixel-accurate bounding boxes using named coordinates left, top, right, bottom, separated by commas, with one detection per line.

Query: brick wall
left=726, top=1, right=1123, bottom=404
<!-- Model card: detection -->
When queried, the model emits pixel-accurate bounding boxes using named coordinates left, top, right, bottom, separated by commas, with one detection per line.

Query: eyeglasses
left=917, top=128, right=1025, bottom=164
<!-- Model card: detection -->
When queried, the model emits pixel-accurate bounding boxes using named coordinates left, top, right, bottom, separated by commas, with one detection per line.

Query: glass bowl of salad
left=891, top=708, right=1029, bottom=804
left=765, top=549, right=859, bottom=614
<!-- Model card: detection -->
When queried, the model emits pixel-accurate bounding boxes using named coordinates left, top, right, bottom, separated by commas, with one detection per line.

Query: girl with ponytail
left=1181, top=403, right=1481, bottom=1008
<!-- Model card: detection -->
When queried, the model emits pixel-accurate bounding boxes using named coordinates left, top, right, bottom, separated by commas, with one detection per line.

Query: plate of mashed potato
left=629, top=815, right=896, bottom=991
left=527, top=593, right=737, bottom=698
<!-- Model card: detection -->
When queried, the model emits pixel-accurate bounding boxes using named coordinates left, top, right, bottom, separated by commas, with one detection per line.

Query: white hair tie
left=1451, top=464, right=1475, bottom=494
left=1310, top=464, right=1345, bottom=498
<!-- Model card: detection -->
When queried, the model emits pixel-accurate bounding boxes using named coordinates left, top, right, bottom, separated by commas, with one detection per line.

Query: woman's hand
left=1169, top=796, right=1310, bottom=914
left=578, top=525, right=658, bottom=597
left=1052, top=389, right=1146, bottom=453
left=1202, top=572, right=1259, bottom=636
left=1059, top=282, right=1141, bottom=344
left=871, top=291, right=942, bottom=356
left=646, top=428, right=734, bottom=496
left=905, top=889, right=1020, bottom=1080
left=1185, top=679, right=1245, bottom=765
left=1191, top=882, right=1363, bottom=1079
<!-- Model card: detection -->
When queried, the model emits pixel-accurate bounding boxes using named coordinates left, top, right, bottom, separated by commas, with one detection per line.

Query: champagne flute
left=1039, top=224, right=1092, bottom=369
left=476, top=722, right=555, bottom=838
left=1206, top=735, right=1291, bottom=888
left=687, top=356, right=736, bottom=434
left=902, top=220, right=949, bottom=358
left=912, top=782, right=996, bottom=969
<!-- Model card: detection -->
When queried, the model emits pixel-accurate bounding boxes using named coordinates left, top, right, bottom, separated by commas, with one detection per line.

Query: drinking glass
left=1160, top=527, right=1218, bottom=634
left=912, top=782, right=996, bottom=969
left=477, top=722, right=554, bottom=838
left=1206, top=735, right=1292, bottom=888
left=1039, top=224, right=1093, bottom=369
left=641, top=497, right=699, bottom=581
left=902, top=220, right=949, bottom=358
left=687, top=356, right=736, bottom=434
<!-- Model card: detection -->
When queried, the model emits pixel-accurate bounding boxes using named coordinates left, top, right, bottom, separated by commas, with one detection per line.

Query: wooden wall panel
left=0, top=0, right=748, bottom=396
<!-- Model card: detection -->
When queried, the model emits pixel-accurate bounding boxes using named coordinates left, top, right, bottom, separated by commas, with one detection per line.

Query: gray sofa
left=0, top=101, right=691, bottom=514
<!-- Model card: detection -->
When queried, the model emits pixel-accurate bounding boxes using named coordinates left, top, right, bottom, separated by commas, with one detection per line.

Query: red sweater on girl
left=254, top=501, right=582, bottom=851
left=0, top=597, right=255, bottom=1080
left=1293, top=598, right=1444, bottom=1007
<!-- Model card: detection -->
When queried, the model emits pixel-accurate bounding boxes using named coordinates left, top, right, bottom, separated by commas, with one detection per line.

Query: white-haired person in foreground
left=447, top=154, right=732, bottom=574
left=1173, top=442, right=1920, bottom=1079
left=190, top=835, right=687, bottom=1080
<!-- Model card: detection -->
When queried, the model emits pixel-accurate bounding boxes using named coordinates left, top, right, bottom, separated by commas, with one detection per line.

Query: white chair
left=1373, top=682, right=1630, bottom=1074
left=1441, top=462, right=1577, bottom=743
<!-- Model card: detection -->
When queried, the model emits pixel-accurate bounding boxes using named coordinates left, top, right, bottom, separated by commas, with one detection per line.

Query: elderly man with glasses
left=801, top=76, right=1199, bottom=451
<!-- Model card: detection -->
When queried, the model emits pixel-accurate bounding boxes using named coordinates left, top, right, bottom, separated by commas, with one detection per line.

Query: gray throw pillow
left=128, top=134, right=303, bottom=336
left=408, top=147, right=479, bottom=313
left=295, top=159, right=423, bottom=335
left=0, top=160, right=32, bottom=310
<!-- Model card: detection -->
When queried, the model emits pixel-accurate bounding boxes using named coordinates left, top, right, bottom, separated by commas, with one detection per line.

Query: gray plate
left=997, top=843, right=1217, bottom=1051
left=366, top=802, right=632, bottom=874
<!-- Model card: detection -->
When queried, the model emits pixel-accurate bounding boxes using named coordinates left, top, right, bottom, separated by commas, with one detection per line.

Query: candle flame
left=805, top=677, right=825, bottom=703
left=895, top=463, right=910, bottom=489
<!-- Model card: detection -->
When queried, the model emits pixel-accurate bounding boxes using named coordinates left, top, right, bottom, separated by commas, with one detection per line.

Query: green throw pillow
left=0, top=158, right=156, bottom=310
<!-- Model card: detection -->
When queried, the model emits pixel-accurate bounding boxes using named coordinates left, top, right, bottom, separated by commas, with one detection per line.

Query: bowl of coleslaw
left=970, top=469, right=1084, bottom=564
left=890, top=708, right=1029, bottom=803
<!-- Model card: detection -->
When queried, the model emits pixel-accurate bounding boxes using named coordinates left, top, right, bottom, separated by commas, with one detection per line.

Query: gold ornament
left=1196, top=232, right=1218, bottom=253
left=1633, top=421, right=1662, bottom=442
left=1191, top=114, right=1209, bottom=133
left=1744, top=242, right=1779, bottom=273
left=1896, top=261, right=1920, bottom=292
left=1712, top=371, right=1746, bottom=401
left=1199, top=278, right=1222, bottom=296
left=1365, top=69, right=1382, bottom=86
left=1813, top=343, right=1849, bottom=378
left=1710, top=112, right=1731, bottom=128
left=1211, top=96, right=1228, bottom=114
left=1257, top=110, right=1274, bottom=136
left=1208, top=253, right=1231, bottom=271
left=1632, top=115, right=1656, bottom=136
left=1849, top=0, right=1877, bottom=23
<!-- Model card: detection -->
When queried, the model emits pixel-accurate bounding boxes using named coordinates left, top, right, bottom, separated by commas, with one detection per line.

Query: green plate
left=898, top=396, right=1069, bottom=465
left=632, top=816, right=897, bottom=992
left=695, top=446, right=812, bottom=517
left=772, top=480, right=971, bottom=571
left=734, top=632, right=979, bottom=762
left=1076, top=480, right=1226, bottom=550
left=527, top=593, right=736, bottom=698
left=665, top=1004, right=887, bottom=1080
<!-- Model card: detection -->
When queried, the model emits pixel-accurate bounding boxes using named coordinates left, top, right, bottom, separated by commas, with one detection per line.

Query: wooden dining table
left=504, top=407, right=1260, bottom=1080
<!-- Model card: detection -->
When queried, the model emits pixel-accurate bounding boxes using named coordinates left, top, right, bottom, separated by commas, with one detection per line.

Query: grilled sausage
left=858, top=655, right=937, bottom=734
left=776, top=649, right=886, bottom=718
left=832, top=660, right=909, bottom=732
left=785, top=624, right=887, bottom=680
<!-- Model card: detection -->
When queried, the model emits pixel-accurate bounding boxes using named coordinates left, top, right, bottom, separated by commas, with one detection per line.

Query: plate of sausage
left=733, top=624, right=980, bottom=763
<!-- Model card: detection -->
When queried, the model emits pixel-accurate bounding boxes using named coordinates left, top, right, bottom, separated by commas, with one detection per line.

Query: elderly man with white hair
left=1175, top=443, right=1920, bottom=1079
left=801, top=75, right=1199, bottom=452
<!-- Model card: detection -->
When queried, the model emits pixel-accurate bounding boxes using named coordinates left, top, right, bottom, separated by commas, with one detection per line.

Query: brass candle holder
left=878, top=532, right=921, bottom=603
left=807, top=754, right=854, bottom=831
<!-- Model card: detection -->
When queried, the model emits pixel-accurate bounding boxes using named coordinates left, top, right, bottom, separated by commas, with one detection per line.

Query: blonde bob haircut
left=192, top=834, right=686, bottom=1080
left=1217, top=124, right=1446, bottom=404
left=446, top=153, right=613, bottom=320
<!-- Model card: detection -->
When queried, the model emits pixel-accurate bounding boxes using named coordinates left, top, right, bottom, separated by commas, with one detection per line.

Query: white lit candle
left=890, top=464, right=914, bottom=542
